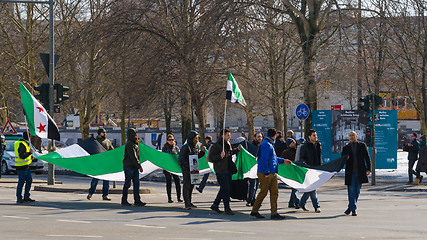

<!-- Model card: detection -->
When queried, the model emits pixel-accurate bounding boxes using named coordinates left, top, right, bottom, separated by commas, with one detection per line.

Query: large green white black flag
left=226, top=72, right=246, bottom=106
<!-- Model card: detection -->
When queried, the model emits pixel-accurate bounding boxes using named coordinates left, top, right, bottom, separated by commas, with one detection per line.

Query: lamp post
left=0, top=0, right=56, bottom=185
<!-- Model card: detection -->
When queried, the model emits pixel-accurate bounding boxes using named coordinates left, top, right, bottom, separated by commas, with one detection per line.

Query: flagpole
left=223, top=99, right=227, bottom=152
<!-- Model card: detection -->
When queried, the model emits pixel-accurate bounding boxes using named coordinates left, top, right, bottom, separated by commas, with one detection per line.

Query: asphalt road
left=1, top=174, right=427, bottom=239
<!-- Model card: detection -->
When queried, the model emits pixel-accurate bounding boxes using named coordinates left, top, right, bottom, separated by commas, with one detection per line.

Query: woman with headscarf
left=162, top=134, right=182, bottom=203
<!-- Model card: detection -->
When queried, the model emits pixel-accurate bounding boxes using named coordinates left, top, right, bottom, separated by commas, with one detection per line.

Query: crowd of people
left=13, top=127, right=373, bottom=219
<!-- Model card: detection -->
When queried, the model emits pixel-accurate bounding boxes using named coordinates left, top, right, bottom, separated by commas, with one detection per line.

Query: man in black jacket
left=299, top=129, right=322, bottom=213
left=341, top=131, right=371, bottom=216
left=208, top=128, right=241, bottom=215
left=405, top=132, right=419, bottom=184
left=121, top=128, right=145, bottom=207
left=178, top=130, right=206, bottom=210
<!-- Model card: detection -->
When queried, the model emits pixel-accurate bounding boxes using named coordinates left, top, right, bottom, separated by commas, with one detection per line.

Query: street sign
left=296, top=104, right=310, bottom=120
left=1, top=119, right=17, bottom=134
left=331, top=105, right=342, bottom=110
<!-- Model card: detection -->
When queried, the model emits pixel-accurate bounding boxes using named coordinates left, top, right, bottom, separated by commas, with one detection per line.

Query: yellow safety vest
left=14, top=140, right=32, bottom=167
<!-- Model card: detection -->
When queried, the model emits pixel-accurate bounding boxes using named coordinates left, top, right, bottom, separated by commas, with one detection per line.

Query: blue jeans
left=300, top=190, right=320, bottom=209
left=289, top=188, right=300, bottom=207
left=348, top=173, right=362, bottom=211
left=197, top=173, right=210, bottom=191
left=213, top=173, right=232, bottom=211
left=247, top=178, right=258, bottom=204
left=89, top=178, right=110, bottom=198
left=122, top=167, right=141, bottom=203
left=16, top=169, right=32, bottom=201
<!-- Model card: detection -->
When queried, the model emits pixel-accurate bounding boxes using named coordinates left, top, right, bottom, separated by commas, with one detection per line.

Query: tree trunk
left=245, top=104, right=255, bottom=142
left=181, top=90, right=192, bottom=144
left=303, top=45, right=318, bottom=138
left=194, top=103, right=206, bottom=141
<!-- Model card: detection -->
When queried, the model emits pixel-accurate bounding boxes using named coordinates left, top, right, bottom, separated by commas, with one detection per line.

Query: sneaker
left=196, top=187, right=203, bottom=193
left=24, top=198, right=36, bottom=203
left=315, top=208, right=321, bottom=213
left=225, top=210, right=235, bottom=215
left=121, top=201, right=132, bottom=206
left=352, top=210, right=357, bottom=216
left=134, top=201, right=146, bottom=207
left=87, top=194, right=92, bottom=200
left=102, top=197, right=111, bottom=201
left=301, top=206, right=309, bottom=211
left=177, top=199, right=183, bottom=202
left=16, top=199, right=26, bottom=204
left=168, top=199, right=173, bottom=203
left=344, top=208, right=351, bottom=215
left=210, top=205, right=223, bottom=213
left=250, top=211, right=265, bottom=219
left=190, top=203, right=197, bottom=208
left=271, top=213, right=286, bottom=220
left=246, top=202, right=251, bottom=207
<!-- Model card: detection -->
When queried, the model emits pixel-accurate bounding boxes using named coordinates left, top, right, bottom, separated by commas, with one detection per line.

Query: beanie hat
left=286, top=138, right=295, bottom=146
left=297, top=138, right=305, bottom=144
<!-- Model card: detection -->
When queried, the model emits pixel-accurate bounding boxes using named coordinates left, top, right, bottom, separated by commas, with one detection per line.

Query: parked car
left=1, top=134, right=45, bottom=175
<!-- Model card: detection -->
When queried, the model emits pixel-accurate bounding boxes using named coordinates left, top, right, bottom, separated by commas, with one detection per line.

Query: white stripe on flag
left=277, top=169, right=336, bottom=193
left=31, top=94, right=48, bottom=139
left=56, top=144, right=90, bottom=158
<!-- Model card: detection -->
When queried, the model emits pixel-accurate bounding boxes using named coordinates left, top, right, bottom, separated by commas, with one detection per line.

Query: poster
left=312, top=110, right=397, bottom=169
left=189, top=155, right=200, bottom=184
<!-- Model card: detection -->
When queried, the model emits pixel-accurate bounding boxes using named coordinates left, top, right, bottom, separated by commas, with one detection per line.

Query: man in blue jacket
left=250, top=128, right=291, bottom=220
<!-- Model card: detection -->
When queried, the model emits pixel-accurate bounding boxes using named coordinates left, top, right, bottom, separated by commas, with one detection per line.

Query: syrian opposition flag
left=233, top=147, right=347, bottom=192
left=226, top=72, right=246, bottom=106
left=36, top=138, right=212, bottom=181
left=19, top=82, right=60, bottom=140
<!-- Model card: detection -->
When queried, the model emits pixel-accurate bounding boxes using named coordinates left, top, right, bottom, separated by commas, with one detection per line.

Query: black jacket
left=406, top=140, right=419, bottom=161
left=208, top=138, right=239, bottom=174
left=274, top=136, right=287, bottom=157
left=299, top=141, right=322, bottom=166
left=178, top=131, right=205, bottom=170
left=341, top=141, right=371, bottom=185
left=281, top=147, right=296, bottom=162
left=123, top=128, right=141, bottom=169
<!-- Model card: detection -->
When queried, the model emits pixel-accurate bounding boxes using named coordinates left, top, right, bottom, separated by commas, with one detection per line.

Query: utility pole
left=0, top=0, right=56, bottom=185
left=371, top=95, right=376, bottom=185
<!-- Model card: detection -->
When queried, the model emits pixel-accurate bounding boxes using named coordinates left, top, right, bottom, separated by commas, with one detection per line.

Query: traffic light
left=365, top=125, right=372, bottom=147
left=358, top=95, right=371, bottom=113
left=373, top=94, right=383, bottom=109
left=34, top=83, right=50, bottom=110
left=55, top=83, right=70, bottom=104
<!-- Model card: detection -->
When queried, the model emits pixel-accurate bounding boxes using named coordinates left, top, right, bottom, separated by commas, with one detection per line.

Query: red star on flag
left=36, top=107, right=44, bottom=112
left=37, top=123, right=47, bottom=133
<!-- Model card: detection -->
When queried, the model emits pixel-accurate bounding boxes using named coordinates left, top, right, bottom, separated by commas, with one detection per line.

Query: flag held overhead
left=19, top=82, right=60, bottom=141
left=226, top=72, right=246, bottom=107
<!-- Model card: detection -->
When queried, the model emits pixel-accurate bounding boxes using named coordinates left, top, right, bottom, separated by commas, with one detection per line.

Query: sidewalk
left=2, top=172, right=427, bottom=194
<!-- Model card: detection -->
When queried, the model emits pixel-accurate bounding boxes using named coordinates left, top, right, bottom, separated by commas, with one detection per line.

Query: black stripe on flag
left=77, top=137, right=107, bottom=155
left=47, top=117, right=60, bottom=141
left=226, top=90, right=232, bottom=100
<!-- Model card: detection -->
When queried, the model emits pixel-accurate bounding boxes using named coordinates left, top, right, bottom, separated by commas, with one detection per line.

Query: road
left=1, top=172, right=427, bottom=240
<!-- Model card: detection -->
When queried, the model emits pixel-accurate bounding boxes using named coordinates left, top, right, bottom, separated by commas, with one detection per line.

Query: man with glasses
left=341, top=131, right=371, bottom=216
left=87, top=128, right=114, bottom=201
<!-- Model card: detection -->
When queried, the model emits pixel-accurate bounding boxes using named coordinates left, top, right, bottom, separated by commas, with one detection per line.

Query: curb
left=33, top=185, right=154, bottom=194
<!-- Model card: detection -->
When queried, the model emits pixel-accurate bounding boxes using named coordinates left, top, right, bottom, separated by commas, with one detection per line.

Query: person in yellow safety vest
left=14, top=132, right=35, bottom=204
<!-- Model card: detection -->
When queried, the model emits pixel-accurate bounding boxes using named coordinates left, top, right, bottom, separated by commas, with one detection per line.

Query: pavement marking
left=46, top=235, right=102, bottom=238
left=2, top=215, right=30, bottom=219
left=125, top=224, right=166, bottom=229
left=208, top=229, right=256, bottom=235
left=57, top=219, right=92, bottom=224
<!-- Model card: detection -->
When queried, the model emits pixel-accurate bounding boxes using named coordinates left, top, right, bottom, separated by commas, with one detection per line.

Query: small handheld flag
left=226, top=72, right=246, bottom=107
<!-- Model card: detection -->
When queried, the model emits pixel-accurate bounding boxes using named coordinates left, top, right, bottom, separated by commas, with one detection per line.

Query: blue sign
left=312, top=110, right=397, bottom=169
left=296, top=104, right=310, bottom=120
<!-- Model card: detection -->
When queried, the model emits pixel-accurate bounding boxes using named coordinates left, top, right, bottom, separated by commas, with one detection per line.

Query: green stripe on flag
left=19, top=82, right=36, bottom=136
left=278, top=163, right=308, bottom=184
left=233, top=147, right=257, bottom=180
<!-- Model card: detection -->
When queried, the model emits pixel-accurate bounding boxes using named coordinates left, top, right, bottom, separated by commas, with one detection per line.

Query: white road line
left=57, top=219, right=92, bottom=224
left=208, top=229, right=256, bottom=235
left=2, top=215, right=30, bottom=219
left=46, top=235, right=102, bottom=238
left=125, top=224, right=166, bottom=229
